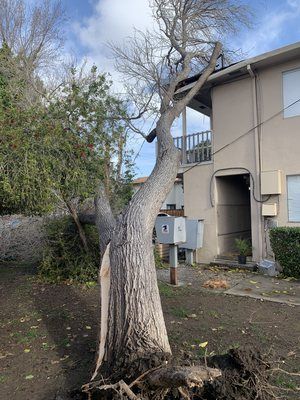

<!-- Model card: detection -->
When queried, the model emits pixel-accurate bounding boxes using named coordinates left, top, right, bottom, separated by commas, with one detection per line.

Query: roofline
left=176, top=41, right=300, bottom=95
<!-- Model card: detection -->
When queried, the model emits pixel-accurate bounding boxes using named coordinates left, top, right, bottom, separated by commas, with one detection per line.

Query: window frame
left=166, top=204, right=176, bottom=210
left=287, top=174, right=300, bottom=223
left=282, top=67, right=300, bottom=119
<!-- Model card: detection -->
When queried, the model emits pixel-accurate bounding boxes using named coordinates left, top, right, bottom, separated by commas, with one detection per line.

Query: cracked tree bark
left=91, top=42, right=222, bottom=382
left=93, top=116, right=179, bottom=379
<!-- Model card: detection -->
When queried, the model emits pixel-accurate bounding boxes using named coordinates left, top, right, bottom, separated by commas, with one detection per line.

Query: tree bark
left=93, top=116, right=180, bottom=380
left=92, top=43, right=222, bottom=383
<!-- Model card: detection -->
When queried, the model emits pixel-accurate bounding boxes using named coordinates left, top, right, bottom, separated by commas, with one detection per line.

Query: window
left=287, top=175, right=300, bottom=222
left=166, top=204, right=176, bottom=210
left=283, top=68, right=300, bottom=118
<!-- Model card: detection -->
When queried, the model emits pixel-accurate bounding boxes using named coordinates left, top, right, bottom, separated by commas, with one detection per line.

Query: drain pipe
left=247, top=64, right=264, bottom=261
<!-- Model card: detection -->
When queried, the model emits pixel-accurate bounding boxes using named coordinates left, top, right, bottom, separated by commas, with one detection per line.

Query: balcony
left=173, top=130, right=212, bottom=165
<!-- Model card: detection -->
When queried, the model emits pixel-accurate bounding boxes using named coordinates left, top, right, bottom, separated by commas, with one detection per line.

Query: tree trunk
left=65, top=199, right=89, bottom=253
left=93, top=117, right=180, bottom=380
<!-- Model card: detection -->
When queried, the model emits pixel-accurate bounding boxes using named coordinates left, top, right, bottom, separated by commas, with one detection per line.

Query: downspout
left=182, top=107, right=187, bottom=165
left=247, top=64, right=264, bottom=261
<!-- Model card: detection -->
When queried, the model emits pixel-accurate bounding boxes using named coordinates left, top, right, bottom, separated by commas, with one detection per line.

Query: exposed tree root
left=82, top=364, right=221, bottom=399
left=80, top=347, right=285, bottom=400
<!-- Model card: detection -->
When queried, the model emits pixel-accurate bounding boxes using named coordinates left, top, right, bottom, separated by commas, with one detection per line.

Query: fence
left=173, top=130, right=212, bottom=164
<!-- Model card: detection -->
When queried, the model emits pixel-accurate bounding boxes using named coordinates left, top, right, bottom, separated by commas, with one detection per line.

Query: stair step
left=210, top=259, right=257, bottom=272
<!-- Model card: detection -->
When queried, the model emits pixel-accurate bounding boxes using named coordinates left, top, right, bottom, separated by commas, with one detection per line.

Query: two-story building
left=175, top=42, right=300, bottom=263
left=133, top=176, right=184, bottom=212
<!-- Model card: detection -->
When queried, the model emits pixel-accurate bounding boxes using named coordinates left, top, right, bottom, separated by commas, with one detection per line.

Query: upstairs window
left=287, top=175, right=300, bottom=222
left=166, top=204, right=176, bottom=210
left=283, top=68, right=300, bottom=118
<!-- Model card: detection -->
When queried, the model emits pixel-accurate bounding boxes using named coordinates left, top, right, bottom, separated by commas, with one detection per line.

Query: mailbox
left=179, top=219, right=204, bottom=250
left=155, top=216, right=186, bottom=244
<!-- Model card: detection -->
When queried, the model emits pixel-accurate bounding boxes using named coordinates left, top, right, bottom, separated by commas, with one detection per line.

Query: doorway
left=216, top=174, right=252, bottom=258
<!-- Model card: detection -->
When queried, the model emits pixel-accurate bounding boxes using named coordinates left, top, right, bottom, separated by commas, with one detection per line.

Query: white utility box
left=261, top=170, right=282, bottom=195
left=262, top=203, right=277, bottom=216
left=179, top=219, right=204, bottom=250
left=155, top=216, right=186, bottom=244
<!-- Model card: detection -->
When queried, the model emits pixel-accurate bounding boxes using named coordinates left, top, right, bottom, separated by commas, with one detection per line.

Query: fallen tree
left=84, top=1, right=252, bottom=398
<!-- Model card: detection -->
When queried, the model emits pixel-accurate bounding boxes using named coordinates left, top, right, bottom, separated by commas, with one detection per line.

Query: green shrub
left=269, top=227, right=300, bottom=279
left=235, top=238, right=252, bottom=256
left=154, top=247, right=165, bottom=269
left=38, top=216, right=99, bottom=283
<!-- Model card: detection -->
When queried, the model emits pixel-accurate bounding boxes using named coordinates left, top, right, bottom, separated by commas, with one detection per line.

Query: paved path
left=156, top=264, right=300, bottom=306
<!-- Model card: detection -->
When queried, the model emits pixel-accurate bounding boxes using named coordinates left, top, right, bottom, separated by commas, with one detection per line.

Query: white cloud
left=235, top=0, right=300, bottom=57
left=72, top=0, right=300, bottom=176
left=77, top=0, right=152, bottom=48
left=73, top=0, right=153, bottom=88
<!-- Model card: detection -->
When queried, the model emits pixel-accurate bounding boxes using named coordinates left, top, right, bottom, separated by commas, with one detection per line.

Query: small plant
left=235, top=238, right=252, bottom=264
left=235, top=238, right=251, bottom=256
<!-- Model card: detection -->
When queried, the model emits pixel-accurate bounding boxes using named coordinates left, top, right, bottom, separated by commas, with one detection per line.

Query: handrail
left=174, top=130, right=212, bottom=164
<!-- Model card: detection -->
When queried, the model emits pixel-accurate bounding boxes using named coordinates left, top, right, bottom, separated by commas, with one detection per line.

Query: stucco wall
left=183, top=162, right=217, bottom=262
left=161, top=182, right=184, bottom=209
left=183, top=57, right=300, bottom=263
left=258, top=59, right=300, bottom=228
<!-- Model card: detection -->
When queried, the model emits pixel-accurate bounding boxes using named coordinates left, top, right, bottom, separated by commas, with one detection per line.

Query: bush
left=269, top=227, right=300, bottom=279
left=38, top=216, right=99, bottom=283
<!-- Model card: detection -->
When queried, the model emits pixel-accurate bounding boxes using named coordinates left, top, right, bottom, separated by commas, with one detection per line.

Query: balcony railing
left=174, top=130, right=212, bottom=164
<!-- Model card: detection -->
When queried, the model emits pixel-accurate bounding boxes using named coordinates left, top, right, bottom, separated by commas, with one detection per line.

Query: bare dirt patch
left=0, top=264, right=299, bottom=399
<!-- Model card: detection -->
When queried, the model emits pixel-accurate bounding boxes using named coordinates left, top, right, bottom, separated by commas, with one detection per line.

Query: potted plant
left=235, top=238, right=252, bottom=264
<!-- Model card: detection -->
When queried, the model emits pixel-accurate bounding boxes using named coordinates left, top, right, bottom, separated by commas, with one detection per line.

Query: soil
left=0, top=264, right=299, bottom=400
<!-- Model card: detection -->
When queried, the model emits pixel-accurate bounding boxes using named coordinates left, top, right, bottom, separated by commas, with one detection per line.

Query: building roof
left=132, top=176, right=148, bottom=185
left=176, top=41, right=300, bottom=114
left=133, top=176, right=182, bottom=185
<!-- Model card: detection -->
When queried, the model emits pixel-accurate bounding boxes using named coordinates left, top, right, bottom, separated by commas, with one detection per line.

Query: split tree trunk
left=93, top=117, right=180, bottom=380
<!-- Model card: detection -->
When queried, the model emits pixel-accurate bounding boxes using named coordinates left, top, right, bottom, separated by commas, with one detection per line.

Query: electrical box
left=261, top=170, right=282, bottom=195
left=179, top=219, right=204, bottom=250
left=262, top=203, right=277, bottom=216
left=155, top=216, right=186, bottom=244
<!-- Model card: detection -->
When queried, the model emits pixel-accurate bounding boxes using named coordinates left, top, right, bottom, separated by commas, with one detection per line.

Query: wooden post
left=169, top=244, right=178, bottom=285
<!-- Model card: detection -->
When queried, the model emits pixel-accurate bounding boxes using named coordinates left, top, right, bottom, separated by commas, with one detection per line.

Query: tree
left=46, top=66, right=134, bottom=250
left=87, top=0, right=250, bottom=397
left=0, top=64, right=133, bottom=251
left=0, top=0, right=65, bottom=105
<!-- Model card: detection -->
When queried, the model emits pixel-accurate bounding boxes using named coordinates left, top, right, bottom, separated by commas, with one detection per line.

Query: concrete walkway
left=156, top=264, right=300, bottom=306
left=225, top=274, right=300, bottom=305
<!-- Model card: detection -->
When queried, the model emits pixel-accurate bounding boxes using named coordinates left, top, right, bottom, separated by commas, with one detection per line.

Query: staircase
left=211, top=254, right=257, bottom=272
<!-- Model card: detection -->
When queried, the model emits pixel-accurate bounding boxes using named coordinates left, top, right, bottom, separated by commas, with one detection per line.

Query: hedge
left=269, top=227, right=300, bottom=279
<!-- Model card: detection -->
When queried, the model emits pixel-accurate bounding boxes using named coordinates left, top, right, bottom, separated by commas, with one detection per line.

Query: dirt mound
left=81, top=347, right=275, bottom=400
left=196, top=347, right=274, bottom=400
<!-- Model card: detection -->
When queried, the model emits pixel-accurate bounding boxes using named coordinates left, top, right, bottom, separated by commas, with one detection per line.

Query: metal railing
left=173, top=130, right=212, bottom=164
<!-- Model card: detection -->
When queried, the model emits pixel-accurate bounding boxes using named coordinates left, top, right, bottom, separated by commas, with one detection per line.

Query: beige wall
left=183, top=162, right=217, bottom=261
left=184, top=57, right=300, bottom=263
left=258, top=59, right=300, bottom=229
left=161, top=182, right=184, bottom=209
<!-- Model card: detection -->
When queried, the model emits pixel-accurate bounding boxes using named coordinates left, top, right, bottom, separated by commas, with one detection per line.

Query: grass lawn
left=0, top=264, right=299, bottom=399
